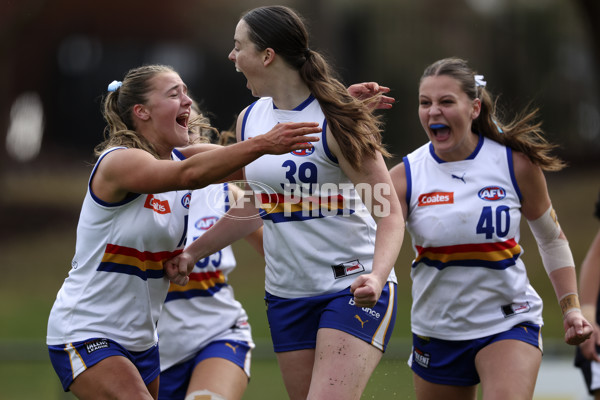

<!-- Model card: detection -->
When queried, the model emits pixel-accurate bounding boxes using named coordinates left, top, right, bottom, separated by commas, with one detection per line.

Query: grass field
left=1, top=164, right=598, bottom=399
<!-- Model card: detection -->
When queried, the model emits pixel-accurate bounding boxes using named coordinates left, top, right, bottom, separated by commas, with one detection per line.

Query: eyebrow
left=166, top=83, right=187, bottom=93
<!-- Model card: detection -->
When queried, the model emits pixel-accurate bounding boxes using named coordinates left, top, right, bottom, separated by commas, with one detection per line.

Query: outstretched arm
left=93, top=121, right=321, bottom=204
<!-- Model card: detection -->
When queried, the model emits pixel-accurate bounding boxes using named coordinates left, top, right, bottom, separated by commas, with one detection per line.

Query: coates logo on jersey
left=290, top=143, right=315, bottom=157
left=195, top=216, right=219, bottom=231
left=144, top=194, right=171, bottom=214
left=418, top=192, right=453, bottom=207
left=478, top=186, right=506, bottom=201
left=181, top=193, right=191, bottom=209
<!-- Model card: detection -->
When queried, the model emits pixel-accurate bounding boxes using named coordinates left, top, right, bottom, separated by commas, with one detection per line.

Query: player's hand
left=257, top=122, right=321, bottom=155
left=348, top=82, right=395, bottom=110
left=163, top=252, right=195, bottom=286
left=564, top=310, right=594, bottom=346
left=350, top=273, right=384, bottom=308
left=578, top=320, right=600, bottom=361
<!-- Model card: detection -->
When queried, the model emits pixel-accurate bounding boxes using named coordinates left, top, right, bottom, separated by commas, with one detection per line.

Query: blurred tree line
left=0, top=0, right=598, bottom=171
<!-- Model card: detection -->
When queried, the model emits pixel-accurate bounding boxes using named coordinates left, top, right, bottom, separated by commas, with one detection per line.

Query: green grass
left=1, top=166, right=598, bottom=399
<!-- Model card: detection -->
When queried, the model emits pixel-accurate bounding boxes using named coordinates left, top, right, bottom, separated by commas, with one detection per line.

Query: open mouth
left=176, top=113, right=189, bottom=128
left=429, top=123, right=450, bottom=137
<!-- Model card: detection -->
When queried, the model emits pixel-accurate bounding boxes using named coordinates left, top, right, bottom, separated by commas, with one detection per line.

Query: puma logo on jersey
left=225, top=343, right=238, bottom=354
left=451, top=173, right=466, bottom=184
left=418, top=192, right=453, bottom=206
left=354, top=315, right=368, bottom=328
left=144, top=194, right=171, bottom=214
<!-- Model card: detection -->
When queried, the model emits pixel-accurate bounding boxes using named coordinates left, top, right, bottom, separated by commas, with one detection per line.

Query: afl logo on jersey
left=195, top=216, right=219, bottom=230
left=290, top=144, right=315, bottom=157
left=181, top=193, right=191, bottom=209
left=478, top=186, right=506, bottom=201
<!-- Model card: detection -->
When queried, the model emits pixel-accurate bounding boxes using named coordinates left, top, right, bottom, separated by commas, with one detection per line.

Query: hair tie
left=304, top=48, right=311, bottom=58
left=107, top=80, right=122, bottom=92
left=493, top=118, right=504, bottom=134
left=474, top=74, right=486, bottom=88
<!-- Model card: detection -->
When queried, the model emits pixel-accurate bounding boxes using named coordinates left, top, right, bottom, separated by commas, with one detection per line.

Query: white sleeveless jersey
left=405, top=136, right=543, bottom=340
left=47, top=147, right=190, bottom=351
left=242, top=96, right=397, bottom=298
left=158, top=183, right=253, bottom=371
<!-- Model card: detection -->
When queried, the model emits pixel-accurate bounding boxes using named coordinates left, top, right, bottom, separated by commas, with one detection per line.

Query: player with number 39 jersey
left=164, top=7, right=405, bottom=398
left=242, top=95, right=397, bottom=298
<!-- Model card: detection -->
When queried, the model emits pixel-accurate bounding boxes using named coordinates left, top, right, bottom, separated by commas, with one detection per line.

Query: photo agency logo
left=202, top=180, right=392, bottom=220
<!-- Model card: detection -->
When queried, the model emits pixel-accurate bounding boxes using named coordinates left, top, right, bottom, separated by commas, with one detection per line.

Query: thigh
left=308, top=328, right=383, bottom=400
left=188, top=357, right=248, bottom=400
left=413, top=372, right=477, bottom=400
left=475, top=339, right=542, bottom=400
left=70, top=355, right=155, bottom=400
left=276, top=349, right=315, bottom=400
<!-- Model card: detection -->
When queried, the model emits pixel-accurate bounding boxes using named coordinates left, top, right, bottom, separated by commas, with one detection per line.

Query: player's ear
left=471, top=98, right=481, bottom=120
left=133, top=104, right=150, bottom=121
left=263, top=48, right=275, bottom=66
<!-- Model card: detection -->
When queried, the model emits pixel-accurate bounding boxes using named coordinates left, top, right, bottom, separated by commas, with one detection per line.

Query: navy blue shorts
left=409, top=322, right=542, bottom=386
left=574, top=344, right=600, bottom=395
left=265, top=282, right=397, bottom=352
left=48, top=338, right=160, bottom=391
left=158, top=340, right=252, bottom=400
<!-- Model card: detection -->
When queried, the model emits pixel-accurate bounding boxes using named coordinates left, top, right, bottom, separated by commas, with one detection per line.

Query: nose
left=182, top=93, right=193, bottom=107
left=228, top=49, right=235, bottom=62
left=428, top=104, right=442, bottom=116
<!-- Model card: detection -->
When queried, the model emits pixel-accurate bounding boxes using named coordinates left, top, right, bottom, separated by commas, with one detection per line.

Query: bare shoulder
left=325, top=125, right=342, bottom=160
left=512, top=150, right=551, bottom=220
left=235, top=105, right=252, bottom=142
left=389, top=161, right=406, bottom=180
left=92, top=148, right=154, bottom=202
left=98, top=147, right=153, bottom=174
left=512, top=150, right=545, bottom=192
left=389, top=162, right=407, bottom=191
left=512, top=151, right=538, bottom=179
